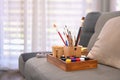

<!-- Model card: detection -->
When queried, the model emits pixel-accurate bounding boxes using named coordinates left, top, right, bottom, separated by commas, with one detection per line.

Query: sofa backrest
left=87, top=11, right=120, bottom=51
left=79, top=12, right=101, bottom=47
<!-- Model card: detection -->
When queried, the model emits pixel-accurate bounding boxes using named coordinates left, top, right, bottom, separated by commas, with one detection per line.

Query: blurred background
left=0, top=0, right=120, bottom=70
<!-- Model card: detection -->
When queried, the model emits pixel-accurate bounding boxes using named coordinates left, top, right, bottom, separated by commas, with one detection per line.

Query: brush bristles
left=53, top=24, right=57, bottom=28
left=81, top=17, right=85, bottom=23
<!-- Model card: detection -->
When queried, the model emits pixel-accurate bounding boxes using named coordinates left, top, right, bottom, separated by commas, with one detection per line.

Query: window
left=25, top=0, right=99, bottom=52
left=0, top=0, right=106, bottom=69
left=0, top=0, right=25, bottom=69
left=40, top=0, right=99, bottom=51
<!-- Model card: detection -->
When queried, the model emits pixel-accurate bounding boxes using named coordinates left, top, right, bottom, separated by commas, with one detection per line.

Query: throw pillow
left=87, top=11, right=120, bottom=51
left=87, top=16, right=120, bottom=69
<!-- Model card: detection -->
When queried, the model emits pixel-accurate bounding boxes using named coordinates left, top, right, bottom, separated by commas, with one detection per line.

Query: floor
left=0, top=70, right=25, bottom=80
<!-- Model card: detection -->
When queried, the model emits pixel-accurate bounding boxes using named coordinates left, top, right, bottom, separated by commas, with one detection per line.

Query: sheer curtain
left=0, top=0, right=119, bottom=70
left=0, top=0, right=25, bottom=70
left=110, top=0, right=120, bottom=11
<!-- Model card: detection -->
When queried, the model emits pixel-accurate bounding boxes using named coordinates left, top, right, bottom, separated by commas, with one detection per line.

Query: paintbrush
left=75, top=17, right=85, bottom=47
left=53, top=24, right=66, bottom=45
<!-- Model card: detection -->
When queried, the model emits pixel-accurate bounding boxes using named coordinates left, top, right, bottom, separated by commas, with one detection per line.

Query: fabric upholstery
left=19, top=52, right=38, bottom=76
left=19, top=55, right=25, bottom=76
left=87, top=16, right=120, bottom=69
left=87, top=11, right=120, bottom=51
left=79, top=12, right=101, bottom=47
left=19, top=52, right=50, bottom=76
left=21, top=52, right=50, bottom=62
left=21, top=53, right=38, bottom=62
left=24, top=57, right=120, bottom=80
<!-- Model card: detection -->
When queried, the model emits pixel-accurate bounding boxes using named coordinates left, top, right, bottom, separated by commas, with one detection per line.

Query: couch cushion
left=21, top=53, right=38, bottom=62
left=24, top=57, right=120, bottom=80
left=79, top=12, right=101, bottom=47
left=87, top=16, right=120, bottom=69
left=87, top=11, right=120, bottom=51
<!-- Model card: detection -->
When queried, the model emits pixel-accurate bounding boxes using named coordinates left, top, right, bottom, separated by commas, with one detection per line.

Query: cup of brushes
left=52, top=17, right=85, bottom=58
left=63, top=46, right=81, bottom=57
left=52, top=45, right=82, bottom=58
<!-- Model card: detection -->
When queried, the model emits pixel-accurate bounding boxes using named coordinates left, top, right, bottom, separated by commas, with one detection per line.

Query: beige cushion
left=87, top=16, right=120, bottom=69
left=87, top=11, right=120, bottom=51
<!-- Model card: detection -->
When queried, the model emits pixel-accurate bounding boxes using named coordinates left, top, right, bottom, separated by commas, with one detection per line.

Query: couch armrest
left=19, top=51, right=51, bottom=76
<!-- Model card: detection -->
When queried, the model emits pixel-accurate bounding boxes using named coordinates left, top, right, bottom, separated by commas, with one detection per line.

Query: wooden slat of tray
left=47, top=54, right=97, bottom=71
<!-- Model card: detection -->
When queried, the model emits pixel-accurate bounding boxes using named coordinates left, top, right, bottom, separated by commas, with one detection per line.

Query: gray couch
left=19, top=11, right=120, bottom=80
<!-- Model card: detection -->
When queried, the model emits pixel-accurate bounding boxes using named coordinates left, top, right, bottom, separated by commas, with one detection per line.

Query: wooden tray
left=47, top=54, right=97, bottom=71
